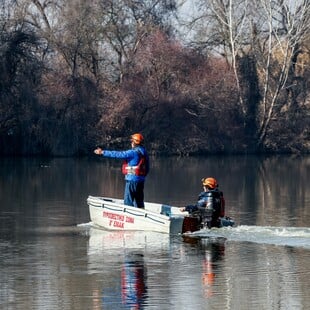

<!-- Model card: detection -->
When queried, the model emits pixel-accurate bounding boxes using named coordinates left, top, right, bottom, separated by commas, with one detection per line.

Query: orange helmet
left=202, top=177, right=217, bottom=189
left=131, top=133, right=144, bottom=145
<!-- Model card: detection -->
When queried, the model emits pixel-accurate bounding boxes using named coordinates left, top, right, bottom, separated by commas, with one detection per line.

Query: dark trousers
left=124, top=180, right=145, bottom=208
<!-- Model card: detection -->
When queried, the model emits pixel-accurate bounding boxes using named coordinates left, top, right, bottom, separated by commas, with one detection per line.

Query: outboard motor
left=199, top=192, right=214, bottom=229
left=202, top=192, right=214, bottom=228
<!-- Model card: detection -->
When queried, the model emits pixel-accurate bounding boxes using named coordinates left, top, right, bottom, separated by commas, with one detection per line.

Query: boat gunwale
left=87, top=196, right=186, bottom=221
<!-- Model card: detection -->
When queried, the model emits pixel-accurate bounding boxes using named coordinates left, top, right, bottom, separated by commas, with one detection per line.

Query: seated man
left=182, top=177, right=225, bottom=228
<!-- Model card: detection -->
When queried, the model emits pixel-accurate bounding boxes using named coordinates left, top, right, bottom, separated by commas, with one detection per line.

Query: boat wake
left=77, top=222, right=93, bottom=228
left=184, top=225, right=310, bottom=249
left=77, top=222, right=310, bottom=249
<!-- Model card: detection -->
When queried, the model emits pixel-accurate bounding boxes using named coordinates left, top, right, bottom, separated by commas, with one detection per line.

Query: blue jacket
left=103, top=146, right=149, bottom=182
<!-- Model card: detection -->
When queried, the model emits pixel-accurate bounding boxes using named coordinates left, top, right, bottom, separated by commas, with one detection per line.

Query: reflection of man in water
left=201, top=242, right=225, bottom=298
left=121, top=252, right=147, bottom=308
left=183, top=236, right=225, bottom=299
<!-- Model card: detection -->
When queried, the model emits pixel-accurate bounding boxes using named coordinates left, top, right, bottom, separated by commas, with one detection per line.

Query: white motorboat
left=87, top=196, right=187, bottom=234
left=87, top=196, right=235, bottom=234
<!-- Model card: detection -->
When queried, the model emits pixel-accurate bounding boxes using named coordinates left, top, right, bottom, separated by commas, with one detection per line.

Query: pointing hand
left=94, top=148, right=103, bottom=155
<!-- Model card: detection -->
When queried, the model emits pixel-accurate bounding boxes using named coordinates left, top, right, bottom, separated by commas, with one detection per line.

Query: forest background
left=0, top=0, right=309, bottom=156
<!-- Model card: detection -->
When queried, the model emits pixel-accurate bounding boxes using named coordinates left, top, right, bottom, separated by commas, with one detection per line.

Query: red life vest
left=122, top=152, right=147, bottom=176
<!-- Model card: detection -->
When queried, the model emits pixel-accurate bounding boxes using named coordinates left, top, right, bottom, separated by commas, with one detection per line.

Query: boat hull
left=87, top=196, right=234, bottom=234
left=87, top=196, right=185, bottom=234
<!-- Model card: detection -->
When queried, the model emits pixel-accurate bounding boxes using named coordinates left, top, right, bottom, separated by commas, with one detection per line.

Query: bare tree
left=185, top=0, right=310, bottom=149
left=96, top=0, right=177, bottom=83
left=254, top=0, right=310, bottom=146
left=21, top=0, right=177, bottom=82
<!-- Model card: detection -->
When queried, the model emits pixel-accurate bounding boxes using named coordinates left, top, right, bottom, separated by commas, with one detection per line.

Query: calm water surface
left=0, top=155, right=310, bottom=310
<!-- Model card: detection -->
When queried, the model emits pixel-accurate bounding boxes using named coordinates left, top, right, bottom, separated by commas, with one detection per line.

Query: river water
left=0, top=155, right=309, bottom=309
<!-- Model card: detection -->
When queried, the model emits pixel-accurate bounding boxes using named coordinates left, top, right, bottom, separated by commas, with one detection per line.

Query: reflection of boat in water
left=87, top=227, right=170, bottom=274
left=87, top=227, right=229, bottom=308
left=87, top=228, right=162, bottom=309
left=87, top=227, right=170, bottom=257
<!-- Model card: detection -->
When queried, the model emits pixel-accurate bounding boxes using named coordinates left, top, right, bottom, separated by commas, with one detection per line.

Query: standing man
left=94, top=133, right=149, bottom=208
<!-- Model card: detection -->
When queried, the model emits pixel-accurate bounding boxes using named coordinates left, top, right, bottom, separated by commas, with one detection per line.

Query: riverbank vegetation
left=0, top=0, right=309, bottom=156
